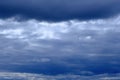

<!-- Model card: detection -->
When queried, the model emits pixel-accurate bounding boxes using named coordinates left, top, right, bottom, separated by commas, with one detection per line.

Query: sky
left=0, top=0, right=120, bottom=80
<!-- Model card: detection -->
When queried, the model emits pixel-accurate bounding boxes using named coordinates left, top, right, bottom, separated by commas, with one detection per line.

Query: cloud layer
left=0, top=15, right=120, bottom=75
left=0, top=0, right=120, bottom=21
left=0, top=72, right=120, bottom=80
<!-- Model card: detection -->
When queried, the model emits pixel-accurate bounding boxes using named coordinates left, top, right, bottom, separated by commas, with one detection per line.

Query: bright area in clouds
left=0, top=15, right=120, bottom=79
left=0, top=72, right=120, bottom=80
left=0, top=16, right=120, bottom=57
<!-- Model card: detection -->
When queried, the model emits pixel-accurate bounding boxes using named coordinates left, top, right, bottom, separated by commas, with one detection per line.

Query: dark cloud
left=0, top=0, right=120, bottom=21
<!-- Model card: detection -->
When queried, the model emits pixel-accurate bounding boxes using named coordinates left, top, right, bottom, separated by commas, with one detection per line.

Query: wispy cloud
left=0, top=72, right=120, bottom=80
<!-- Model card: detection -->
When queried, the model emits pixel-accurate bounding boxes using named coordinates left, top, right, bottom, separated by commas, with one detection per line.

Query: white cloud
left=0, top=29, right=25, bottom=39
left=0, top=15, right=120, bottom=57
left=0, top=72, right=119, bottom=80
left=0, top=16, right=119, bottom=41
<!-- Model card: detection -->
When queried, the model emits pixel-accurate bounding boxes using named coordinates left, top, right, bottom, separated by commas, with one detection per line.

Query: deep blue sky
left=0, top=0, right=120, bottom=21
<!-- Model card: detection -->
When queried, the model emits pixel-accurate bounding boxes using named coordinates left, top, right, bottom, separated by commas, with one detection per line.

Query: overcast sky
left=0, top=0, right=120, bottom=80
left=0, top=0, right=120, bottom=21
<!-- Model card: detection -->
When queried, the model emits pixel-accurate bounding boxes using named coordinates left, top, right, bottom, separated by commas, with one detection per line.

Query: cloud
left=0, top=28, right=24, bottom=39
left=0, top=72, right=120, bottom=80
left=0, top=0, right=120, bottom=21
left=0, top=16, right=120, bottom=74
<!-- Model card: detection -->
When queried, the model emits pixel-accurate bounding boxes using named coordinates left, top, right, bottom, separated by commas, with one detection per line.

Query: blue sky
left=0, top=0, right=120, bottom=80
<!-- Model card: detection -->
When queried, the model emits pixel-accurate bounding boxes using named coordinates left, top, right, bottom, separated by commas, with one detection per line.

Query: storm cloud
left=0, top=0, right=120, bottom=21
